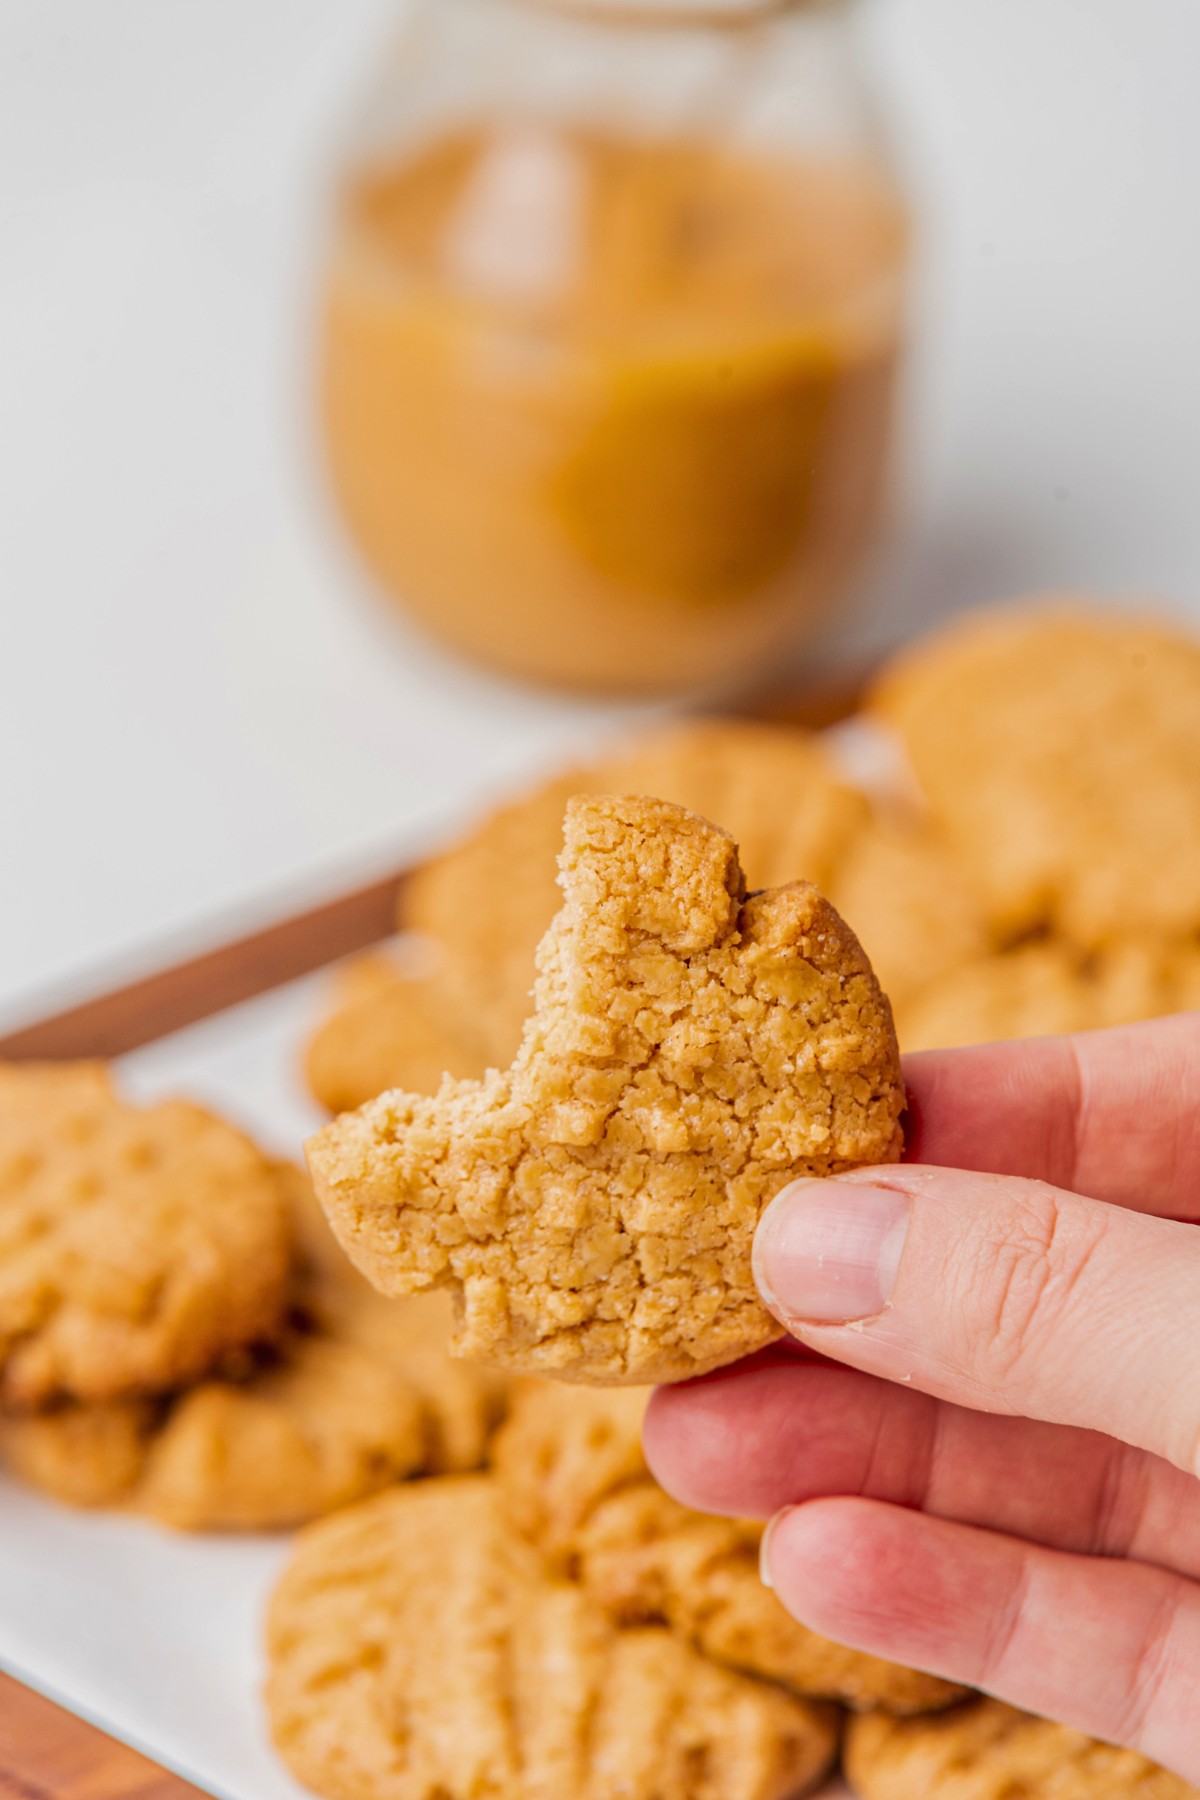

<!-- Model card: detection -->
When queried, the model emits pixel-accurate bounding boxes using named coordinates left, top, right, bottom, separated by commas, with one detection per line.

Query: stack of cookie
left=0, top=1063, right=508, bottom=1530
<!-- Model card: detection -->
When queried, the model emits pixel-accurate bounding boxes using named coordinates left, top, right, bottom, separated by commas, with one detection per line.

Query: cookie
left=281, top=1163, right=510, bottom=1478
left=493, top=1382, right=965, bottom=1714
left=1092, top=937, right=1200, bottom=1029
left=895, top=943, right=1097, bottom=1052
left=0, top=1175, right=508, bottom=1530
left=827, top=812, right=990, bottom=1009
left=869, top=602, right=1200, bottom=946
left=0, top=1061, right=116, bottom=1112
left=1, top=1295, right=505, bottom=1531
left=0, top=1065, right=292, bottom=1407
left=0, top=1394, right=158, bottom=1508
left=308, top=794, right=904, bottom=1385
left=0, top=1336, right=427, bottom=1529
left=304, top=954, right=490, bottom=1113
left=404, top=718, right=869, bottom=1066
left=265, top=1477, right=840, bottom=1800
left=844, top=1699, right=1195, bottom=1798
left=896, top=937, right=1200, bottom=1052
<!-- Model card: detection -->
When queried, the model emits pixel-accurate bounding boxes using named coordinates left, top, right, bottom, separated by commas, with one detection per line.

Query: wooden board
left=0, top=1672, right=207, bottom=1800
left=0, top=870, right=407, bottom=1062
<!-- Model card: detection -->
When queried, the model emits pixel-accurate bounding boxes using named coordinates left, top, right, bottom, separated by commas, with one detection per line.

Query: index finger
left=903, top=1011, right=1200, bottom=1218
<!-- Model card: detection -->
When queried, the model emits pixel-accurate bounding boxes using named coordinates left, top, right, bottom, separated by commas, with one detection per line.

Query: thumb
left=753, top=1165, right=1200, bottom=1477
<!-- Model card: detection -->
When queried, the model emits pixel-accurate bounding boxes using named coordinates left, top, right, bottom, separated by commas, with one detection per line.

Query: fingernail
left=759, top=1506, right=795, bottom=1590
left=754, top=1178, right=911, bottom=1327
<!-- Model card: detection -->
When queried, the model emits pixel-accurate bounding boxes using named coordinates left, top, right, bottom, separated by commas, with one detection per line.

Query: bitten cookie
left=265, top=1477, right=840, bottom=1800
left=307, top=795, right=904, bottom=1385
left=0, top=1172, right=508, bottom=1529
left=404, top=719, right=869, bottom=1067
left=844, top=1700, right=1196, bottom=1799
left=0, top=1064, right=292, bottom=1407
left=869, top=601, right=1200, bottom=947
left=493, top=1382, right=964, bottom=1714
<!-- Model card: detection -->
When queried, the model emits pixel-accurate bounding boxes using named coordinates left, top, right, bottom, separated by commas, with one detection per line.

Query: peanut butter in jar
left=321, top=0, right=911, bottom=693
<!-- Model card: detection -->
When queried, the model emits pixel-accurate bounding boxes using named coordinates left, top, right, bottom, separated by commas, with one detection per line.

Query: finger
left=762, top=1497, right=1200, bottom=1783
left=903, top=1013, right=1200, bottom=1218
left=644, top=1359, right=1200, bottom=1579
left=752, top=1164, right=1200, bottom=1475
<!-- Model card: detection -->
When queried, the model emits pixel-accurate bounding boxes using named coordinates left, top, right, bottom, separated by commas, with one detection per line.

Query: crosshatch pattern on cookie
left=307, top=795, right=904, bottom=1385
left=494, top=1382, right=965, bottom=1714
left=869, top=602, right=1200, bottom=948
left=0, top=1064, right=293, bottom=1407
left=844, top=1699, right=1198, bottom=1799
left=266, top=1477, right=841, bottom=1800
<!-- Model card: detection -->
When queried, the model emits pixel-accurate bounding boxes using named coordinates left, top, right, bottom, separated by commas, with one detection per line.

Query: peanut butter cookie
left=1, top=1174, right=508, bottom=1529
left=870, top=602, right=1200, bottom=947
left=0, top=1064, right=292, bottom=1407
left=1092, top=937, right=1200, bottom=1028
left=494, top=1382, right=964, bottom=1714
left=895, top=943, right=1097, bottom=1052
left=307, top=794, right=904, bottom=1384
left=304, top=954, right=490, bottom=1114
left=896, top=936, right=1200, bottom=1052
left=404, top=718, right=868, bottom=1066
left=265, top=1477, right=840, bottom=1800
left=844, top=1699, right=1195, bottom=1799
left=827, top=812, right=989, bottom=1010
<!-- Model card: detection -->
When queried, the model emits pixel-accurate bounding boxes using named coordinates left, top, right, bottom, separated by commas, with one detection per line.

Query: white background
left=2, top=0, right=1199, bottom=1026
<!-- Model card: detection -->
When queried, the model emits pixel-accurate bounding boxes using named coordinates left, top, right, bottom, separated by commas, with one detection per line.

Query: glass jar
left=320, top=0, right=911, bottom=693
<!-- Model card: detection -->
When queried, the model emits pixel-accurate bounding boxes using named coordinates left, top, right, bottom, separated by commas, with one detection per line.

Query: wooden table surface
left=0, top=1673, right=206, bottom=1800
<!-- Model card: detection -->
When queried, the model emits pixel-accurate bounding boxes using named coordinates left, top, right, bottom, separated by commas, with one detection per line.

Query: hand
left=645, top=1014, right=1200, bottom=1782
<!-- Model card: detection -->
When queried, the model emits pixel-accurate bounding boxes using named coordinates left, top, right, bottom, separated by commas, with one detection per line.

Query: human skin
left=644, top=1014, right=1200, bottom=1783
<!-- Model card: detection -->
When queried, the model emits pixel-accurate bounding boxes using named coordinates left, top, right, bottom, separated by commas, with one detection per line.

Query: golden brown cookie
left=0, top=1061, right=116, bottom=1112
left=0, top=1065, right=292, bottom=1407
left=404, top=718, right=869, bottom=1066
left=0, top=1293, right=506, bottom=1531
left=0, top=1336, right=427, bottom=1530
left=304, top=954, right=490, bottom=1114
left=280, top=1161, right=510, bottom=1479
left=0, top=1395, right=157, bottom=1509
left=493, top=1382, right=964, bottom=1714
left=827, top=812, right=990, bottom=1009
left=844, top=1699, right=1196, bottom=1799
left=1092, top=937, right=1200, bottom=1028
left=0, top=1178, right=509, bottom=1530
left=896, top=936, right=1200, bottom=1053
left=308, top=794, right=904, bottom=1385
left=895, top=943, right=1097, bottom=1052
left=265, top=1477, right=840, bottom=1800
left=870, top=602, right=1200, bottom=947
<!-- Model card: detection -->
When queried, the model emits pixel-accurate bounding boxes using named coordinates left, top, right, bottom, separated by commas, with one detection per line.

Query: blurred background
left=3, top=0, right=1199, bottom=1028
